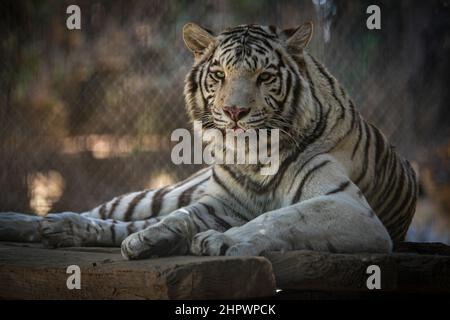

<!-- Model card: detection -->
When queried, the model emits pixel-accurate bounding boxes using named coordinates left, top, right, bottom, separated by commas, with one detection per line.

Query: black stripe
left=123, top=191, right=150, bottom=221
left=288, top=152, right=330, bottom=191
left=392, top=204, right=414, bottom=235
left=384, top=162, right=415, bottom=227
left=207, top=193, right=249, bottom=223
left=220, top=42, right=239, bottom=52
left=99, top=204, right=107, bottom=220
left=245, top=39, right=271, bottom=53
left=372, top=125, right=386, bottom=170
left=330, top=100, right=358, bottom=151
left=220, top=34, right=242, bottom=45
left=278, top=71, right=292, bottom=112
left=251, top=55, right=258, bottom=69
left=164, top=223, right=185, bottom=237
left=292, top=160, right=331, bottom=203
left=190, top=206, right=210, bottom=230
left=310, top=55, right=346, bottom=120
left=247, top=28, right=278, bottom=40
left=110, top=224, right=116, bottom=245
left=275, top=50, right=286, bottom=68
left=373, top=153, right=399, bottom=212
left=108, top=196, right=123, bottom=219
left=263, top=77, right=278, bottom=86
left=372, top=147, right=393, bottom=200
left=370, top=134, right=392, bottom=198
left=219, top=146, right=299, bottom=194
left=376, top=158, right=405, bottom=220
left=390, top=198, right=415, bottom=241
left=354, top=121, right=372, bottom=185
left=326, top=181, right=351, bottom=195
left=200, top=202, right=232, bottom=230
left=126, top=221, right=134, bottom=235
left=283, top=74, right=302, bottom=129
left=348, top=100, right=357, bottom=130
left=198, top=65, right=209, bottom=111
left=177, top=177, right=209, bottom=208
left=150, top=186, right=171, bottom=218
left=220, top=26, right=277, bottom=39
left=351, top=120, right=363, bottom=159
left=211, top=168, right=247, bottom=210
left=303, top=66, right=329, bottom=147
left=186, top=65, right=199, bottom=97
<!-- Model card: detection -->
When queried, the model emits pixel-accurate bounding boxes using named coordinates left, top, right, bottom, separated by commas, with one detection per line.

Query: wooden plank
left=394, top=241, right=450, bottom=256
left=0, top=243, right=276, bottom=299
left=1, top=242, right=450, bottom=299
left=267, top=249, right=450, bottom=293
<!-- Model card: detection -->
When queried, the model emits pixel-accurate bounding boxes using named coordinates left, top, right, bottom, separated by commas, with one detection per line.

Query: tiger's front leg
left=192, top=189, right=392, bottom=257
left=120, top=197, right=240, bottom=259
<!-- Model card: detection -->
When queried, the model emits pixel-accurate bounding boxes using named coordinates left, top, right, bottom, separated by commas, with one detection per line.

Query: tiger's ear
left=183, top=23, right=215, bottom=59
left=283, top=22, right=313, bottom=53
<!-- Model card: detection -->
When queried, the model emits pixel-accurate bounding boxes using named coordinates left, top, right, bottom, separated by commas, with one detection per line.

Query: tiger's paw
left=0, top=212, right=42, bottom=242
left=190, top=230, right=237, bottom=256
left=225, top=242, right=264, bottom=256
left=40, top=212, right=93, bottom=248
left=191, top=230, right=273, bottom=257
left=121, top=223, right=189, bottom=260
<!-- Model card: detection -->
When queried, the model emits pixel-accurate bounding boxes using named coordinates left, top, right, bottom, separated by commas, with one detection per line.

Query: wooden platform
left=0, top=242, right=449, bottom=299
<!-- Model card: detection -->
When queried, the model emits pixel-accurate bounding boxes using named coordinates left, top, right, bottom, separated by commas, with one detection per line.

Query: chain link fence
left=1, top=0, right=449, bottom=241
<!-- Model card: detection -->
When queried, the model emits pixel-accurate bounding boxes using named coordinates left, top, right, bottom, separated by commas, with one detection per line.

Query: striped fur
left=0, top=23, right=417, bottom=260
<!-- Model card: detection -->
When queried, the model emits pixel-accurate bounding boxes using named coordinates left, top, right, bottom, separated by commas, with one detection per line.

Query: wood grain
left=1, top=242, right=449, bottom=299
left=267, top=249, right=450, bottom=293
left=0, top=242, right=276, bottom=299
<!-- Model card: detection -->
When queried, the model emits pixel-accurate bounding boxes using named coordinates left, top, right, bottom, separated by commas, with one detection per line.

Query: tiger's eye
left=259, top=72, right=273, bottom=82
left=214, top=71, right=225, bottom=79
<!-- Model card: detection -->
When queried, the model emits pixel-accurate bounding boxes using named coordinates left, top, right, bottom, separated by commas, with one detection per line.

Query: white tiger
left=0, top=22, right=417, bottom=260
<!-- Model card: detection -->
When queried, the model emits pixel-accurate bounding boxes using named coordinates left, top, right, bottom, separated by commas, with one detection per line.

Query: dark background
left=0, top=0, right=449, bottom=243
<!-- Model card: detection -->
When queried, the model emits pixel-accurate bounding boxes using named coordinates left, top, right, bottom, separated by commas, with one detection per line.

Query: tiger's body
left=0, top=23, right=417, bottom=259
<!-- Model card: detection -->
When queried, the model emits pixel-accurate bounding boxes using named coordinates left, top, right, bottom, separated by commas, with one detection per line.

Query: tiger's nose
left=223, top=106, right=250, bottom=121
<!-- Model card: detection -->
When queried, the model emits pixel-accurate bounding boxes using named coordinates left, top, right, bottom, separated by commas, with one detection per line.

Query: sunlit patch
left=146, top=171, right=175, bottom=189
left=27, top=171, right=65, bottom=216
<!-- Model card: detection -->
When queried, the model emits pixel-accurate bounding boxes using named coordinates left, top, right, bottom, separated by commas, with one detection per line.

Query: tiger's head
left=183, top=23, right=315, bottom=148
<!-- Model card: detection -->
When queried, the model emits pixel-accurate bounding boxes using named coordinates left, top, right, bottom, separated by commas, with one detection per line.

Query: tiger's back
left=297, top=51, right=418, bottom=243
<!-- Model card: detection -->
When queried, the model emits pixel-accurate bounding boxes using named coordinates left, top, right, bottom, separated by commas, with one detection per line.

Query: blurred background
left=0, top=0, right=449, bottom=243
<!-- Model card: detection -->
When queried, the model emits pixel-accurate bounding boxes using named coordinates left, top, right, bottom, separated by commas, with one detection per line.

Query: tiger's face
left=183, top=23, right=314, bottom=145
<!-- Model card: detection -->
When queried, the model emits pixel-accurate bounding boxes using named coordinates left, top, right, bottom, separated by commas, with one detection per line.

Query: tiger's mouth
left=216, top=118, right=270, bottom=132
left=216, top=125, right=246, bottom=135
left=218, top=121, right=269, bottom=133
left=230, top=124, right=245, bottom=132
